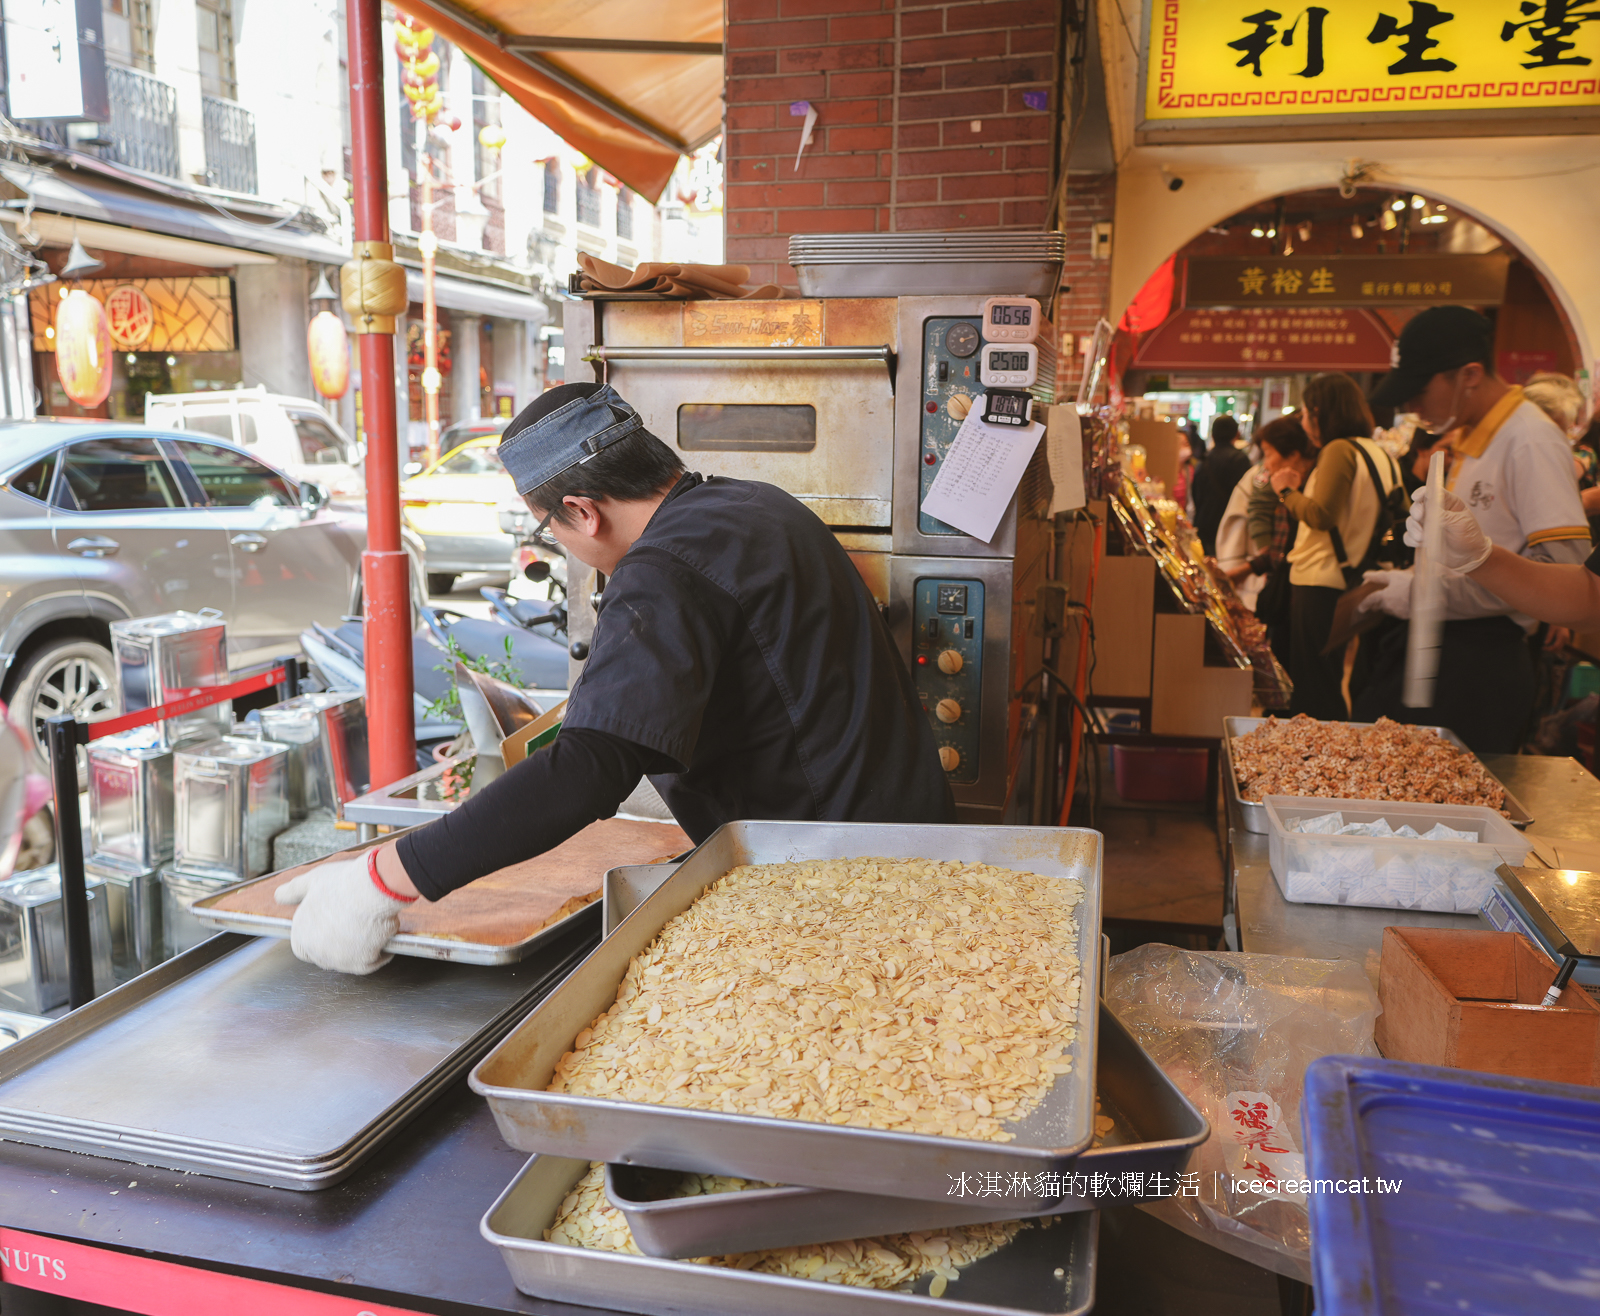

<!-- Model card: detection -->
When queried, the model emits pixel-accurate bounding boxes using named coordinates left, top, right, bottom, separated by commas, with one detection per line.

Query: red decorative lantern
left=307, top=310, right=350, bottom=399
left=55, top=290, right=112, bottom=408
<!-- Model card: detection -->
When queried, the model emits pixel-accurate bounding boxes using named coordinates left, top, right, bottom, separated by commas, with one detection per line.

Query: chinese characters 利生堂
left=1228, top=1, right=1600, bottom=78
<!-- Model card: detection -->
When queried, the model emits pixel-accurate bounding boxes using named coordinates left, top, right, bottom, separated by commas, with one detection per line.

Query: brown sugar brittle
left=1230, top=715, right=1506, bottom=813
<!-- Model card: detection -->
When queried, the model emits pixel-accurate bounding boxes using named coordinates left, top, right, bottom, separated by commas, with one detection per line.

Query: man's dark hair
left=1211, top=415, right=1239, bottom=446
left=525, top=428, right=685, bottom=524
left=1302, top=372, right=1376, bottom=442
left=1256, top=413, right=1313, bottom=461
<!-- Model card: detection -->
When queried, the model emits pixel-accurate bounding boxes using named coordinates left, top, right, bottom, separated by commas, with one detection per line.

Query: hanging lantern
left=478, top=123, right=507, bottom=152
left=55, top=290, right=112, bottom=408
left=307, top=310, right=350, bottom=399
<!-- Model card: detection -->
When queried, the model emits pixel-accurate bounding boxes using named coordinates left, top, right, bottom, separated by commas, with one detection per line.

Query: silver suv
left=0, top=422, right=390, bottom=768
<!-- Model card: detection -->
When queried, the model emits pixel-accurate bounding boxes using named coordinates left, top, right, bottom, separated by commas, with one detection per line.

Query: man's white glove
left=1403, top=484, right=1492, bottom=575
left=274, top=852, right=404, bottom=974
left=1357, top=569, right=1413, bottom=620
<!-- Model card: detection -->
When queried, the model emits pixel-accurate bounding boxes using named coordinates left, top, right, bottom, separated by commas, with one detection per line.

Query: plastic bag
left=1104, top=944, right=1379, bottom=1282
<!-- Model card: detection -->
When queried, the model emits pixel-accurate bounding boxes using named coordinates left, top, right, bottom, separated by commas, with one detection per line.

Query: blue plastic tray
left=1302, top=1056, right=1600, bottom=1315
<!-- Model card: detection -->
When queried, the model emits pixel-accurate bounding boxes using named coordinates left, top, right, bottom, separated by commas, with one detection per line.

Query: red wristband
left=369, top=847, right=418, bottom=903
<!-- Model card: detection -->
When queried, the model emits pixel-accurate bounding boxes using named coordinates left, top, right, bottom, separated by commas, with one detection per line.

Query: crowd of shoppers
left=1171, top=305, right=1593, bottom=755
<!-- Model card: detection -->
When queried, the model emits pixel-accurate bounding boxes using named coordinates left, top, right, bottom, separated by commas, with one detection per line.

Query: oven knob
left=935, top=698, right=961, bottom=724
left=947, top=393, right=972, bottom=421
left=939, top=746, right=961, bottom=772
left=937, top=649, right=963, bottom=675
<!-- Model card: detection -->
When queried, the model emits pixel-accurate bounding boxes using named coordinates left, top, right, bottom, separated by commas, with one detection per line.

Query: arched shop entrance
left=1110, top=185, right=1580, bottom=432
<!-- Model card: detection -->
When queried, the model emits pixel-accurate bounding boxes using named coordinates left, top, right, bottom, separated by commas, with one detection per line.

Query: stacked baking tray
left=472, top=821, right=1201, bottom=1316
left=0, top=921, right=593, bottom=1189
left=788, top=232, right=1066, bottom=299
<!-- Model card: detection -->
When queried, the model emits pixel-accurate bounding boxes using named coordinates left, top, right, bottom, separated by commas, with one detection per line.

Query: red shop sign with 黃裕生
left=1133, top=307, right=1395, bottom=373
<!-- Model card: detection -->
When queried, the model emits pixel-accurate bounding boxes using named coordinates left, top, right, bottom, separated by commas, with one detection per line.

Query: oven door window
left=677, top=403, right=817, bottom=452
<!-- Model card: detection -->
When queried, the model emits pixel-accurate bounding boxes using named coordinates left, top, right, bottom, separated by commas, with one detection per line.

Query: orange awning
left=398, top=0, right=722, bottom=202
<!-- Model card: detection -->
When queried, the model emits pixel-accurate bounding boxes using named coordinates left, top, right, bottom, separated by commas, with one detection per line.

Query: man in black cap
left=1351, top=306, right=1588, bottom=751
left=275, top=382, right=954, bottom=973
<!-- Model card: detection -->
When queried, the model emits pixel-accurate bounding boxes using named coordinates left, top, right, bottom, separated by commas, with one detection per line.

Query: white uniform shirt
left=1444, top=389, right=1589, bottom=622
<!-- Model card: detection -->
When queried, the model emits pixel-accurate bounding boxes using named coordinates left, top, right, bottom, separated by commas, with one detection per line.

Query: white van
left=144, top=388, right=364, bottom=499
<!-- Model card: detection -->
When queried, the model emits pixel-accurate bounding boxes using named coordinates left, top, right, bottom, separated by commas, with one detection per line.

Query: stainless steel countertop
left=1226, top=754, right=1600, bottom=983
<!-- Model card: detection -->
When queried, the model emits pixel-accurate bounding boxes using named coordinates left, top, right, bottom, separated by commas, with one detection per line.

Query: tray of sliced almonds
left=480, top=1152, right=1097, bottom=1316
left=602, top=1001, right=1205, bottom=1259
left=470, top=821, right=1102, bottom=1210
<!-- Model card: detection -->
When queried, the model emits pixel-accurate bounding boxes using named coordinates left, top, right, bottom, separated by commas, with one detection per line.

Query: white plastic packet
left=1106, top=945, right=1379, bottom=1282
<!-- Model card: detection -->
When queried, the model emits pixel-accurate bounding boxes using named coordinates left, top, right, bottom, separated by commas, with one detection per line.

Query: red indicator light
left=925, top=401, right=937, bottom=413
left=925, top=453, right=937, bottom=465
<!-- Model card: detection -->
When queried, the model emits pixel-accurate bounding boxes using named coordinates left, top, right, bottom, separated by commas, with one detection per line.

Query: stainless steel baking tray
left=186, top=831, right=604, bottom=966
left=606, top=1001, right=1205, bottom=1258
left=603, top=862, right=684, bottom=937
left=471, top=821, right=1102, bottom=1210
left=0, top=921, right=593, bottom=1189
left=482, top=1153, right=1097, bottom=1316
left=1222, top=716, right=1534, bottom=835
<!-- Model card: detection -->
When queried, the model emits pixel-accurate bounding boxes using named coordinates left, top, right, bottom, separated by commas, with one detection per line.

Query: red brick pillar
left=725, top=0, right=1064, bottom=292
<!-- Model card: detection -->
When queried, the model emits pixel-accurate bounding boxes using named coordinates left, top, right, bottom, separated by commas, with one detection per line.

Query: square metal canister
left=110, top=610, right=230, bottom=749
left=0, top=867, right=115, bottom=1014
left=158, top=867, right=236, bottom=956
left=86, top=857, right=164, bottom=981
left=253, top=692, right=369, bottom=820
left=173, top=738, right=291, bottom=883
left=88, top=727, right=175, bottom=871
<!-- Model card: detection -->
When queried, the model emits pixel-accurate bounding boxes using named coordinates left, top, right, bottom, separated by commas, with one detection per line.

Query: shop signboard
left=1183, top=254, right=1510, bottom=307
left=29, top=277, right=235, bottom=355
left=1140, top=0, right=1600, bottom=140
left=1133, top=307, right=1396, bottom=371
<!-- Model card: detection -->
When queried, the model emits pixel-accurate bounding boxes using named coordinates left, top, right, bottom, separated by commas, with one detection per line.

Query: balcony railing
left=202, top=95, right=258, bottom=194
left=105, top=65, right=181, bottom=179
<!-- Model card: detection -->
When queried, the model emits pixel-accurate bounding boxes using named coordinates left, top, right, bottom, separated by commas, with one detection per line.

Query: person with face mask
left=1350, top=307, right=1590, bottom=752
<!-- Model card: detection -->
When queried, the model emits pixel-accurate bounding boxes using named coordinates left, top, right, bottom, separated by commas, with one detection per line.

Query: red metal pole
left=348, top=0, right=415, bottom=791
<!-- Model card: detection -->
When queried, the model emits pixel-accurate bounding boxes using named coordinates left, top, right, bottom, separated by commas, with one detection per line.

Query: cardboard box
left=1374, top=926, right=1600, bottom=1087
left=500, top=699, right=566, bottom=765
left=1089, top=555, right=1156, bottom=699
left=1127, top=418, right=1182, bottom=495
left=1149, top=613, right=1252, bottom=737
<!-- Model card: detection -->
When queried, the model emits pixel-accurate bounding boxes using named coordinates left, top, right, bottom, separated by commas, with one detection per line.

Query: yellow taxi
left=400, top=435, right=516, bottom=594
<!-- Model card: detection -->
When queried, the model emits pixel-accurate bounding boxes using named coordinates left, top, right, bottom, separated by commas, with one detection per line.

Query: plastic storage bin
left=1264, top=796, right=1530, bottom=913
left=1111, top=745, right=1208, bottom=803
left=1302, top=1055, right=1600, bottom=1316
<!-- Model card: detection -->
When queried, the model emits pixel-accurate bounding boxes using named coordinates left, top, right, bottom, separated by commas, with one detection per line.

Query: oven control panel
left=918, top=315, right=984, bottom=537
left=911, top=577, right=984, bottom=783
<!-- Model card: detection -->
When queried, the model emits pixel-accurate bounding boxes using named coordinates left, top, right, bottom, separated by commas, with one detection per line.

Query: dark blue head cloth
left=497, top=382, right=645, bottom=496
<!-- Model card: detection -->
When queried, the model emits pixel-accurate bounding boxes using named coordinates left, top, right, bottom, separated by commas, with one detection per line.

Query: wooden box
left=1374, top=927, right=1600, bottom=1086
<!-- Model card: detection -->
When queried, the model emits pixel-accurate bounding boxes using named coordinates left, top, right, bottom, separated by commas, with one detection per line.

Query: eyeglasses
left=528, top=507, right=561, bottom=549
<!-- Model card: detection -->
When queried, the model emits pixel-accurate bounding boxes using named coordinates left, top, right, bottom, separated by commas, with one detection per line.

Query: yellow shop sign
left=1142, top=0, right=1600, bottom=132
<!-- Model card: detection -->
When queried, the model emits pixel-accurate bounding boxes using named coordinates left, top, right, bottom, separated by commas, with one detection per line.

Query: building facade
left=0, top=0, right=721, bottom=457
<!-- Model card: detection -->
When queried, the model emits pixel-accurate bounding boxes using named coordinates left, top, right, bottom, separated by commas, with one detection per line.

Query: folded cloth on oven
left=576, top=254, right=789, bottom=300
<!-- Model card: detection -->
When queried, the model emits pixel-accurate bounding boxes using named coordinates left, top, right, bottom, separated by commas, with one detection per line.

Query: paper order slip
left=920, top=398, right=1047, bottom=543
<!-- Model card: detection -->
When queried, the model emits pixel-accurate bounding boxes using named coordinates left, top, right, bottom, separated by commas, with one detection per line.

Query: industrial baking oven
left=564, top=295, right=1059, bottom=817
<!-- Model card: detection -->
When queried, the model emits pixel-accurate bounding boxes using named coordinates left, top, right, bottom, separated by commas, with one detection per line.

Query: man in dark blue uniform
left=278, top=382, right=954, bottom=972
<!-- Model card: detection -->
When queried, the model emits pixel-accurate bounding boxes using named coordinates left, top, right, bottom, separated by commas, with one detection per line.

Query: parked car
left=401, top=435, right=517, bottom=595
left=143, top=388, right=364, bottom=500
left=0, top=421, right=422, bottom=771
